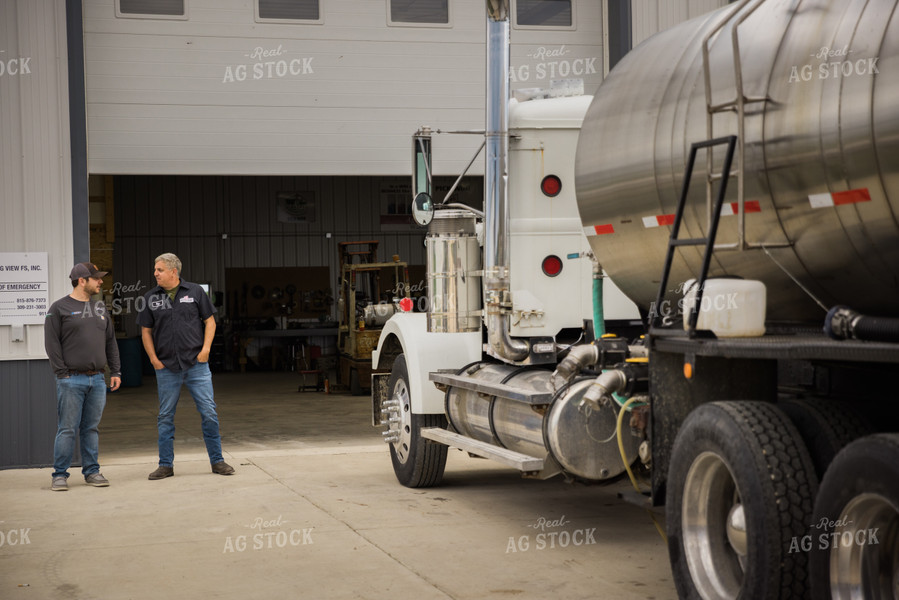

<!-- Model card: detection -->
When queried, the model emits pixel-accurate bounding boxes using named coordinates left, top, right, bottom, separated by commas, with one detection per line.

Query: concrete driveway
left=0, top=372, right=677, bottom=600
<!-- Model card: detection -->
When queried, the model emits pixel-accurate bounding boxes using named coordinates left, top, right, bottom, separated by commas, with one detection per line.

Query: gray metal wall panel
left=1, top=1, right=89, bottom=468
left=82, top=0, right=604, bottom=176
left=0, top=0, right=75, bottom=360
left=0, top=360, right=56, bottom=469
left=631, top=0, right=731, bottom=46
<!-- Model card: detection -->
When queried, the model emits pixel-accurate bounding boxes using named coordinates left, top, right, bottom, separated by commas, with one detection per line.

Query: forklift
left=336, top=241, right=411, bottom=395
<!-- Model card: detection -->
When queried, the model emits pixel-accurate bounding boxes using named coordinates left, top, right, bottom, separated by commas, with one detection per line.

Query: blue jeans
left=53, top=373, right=107, bottom=478
left=155, top=362, right=223, bottom=466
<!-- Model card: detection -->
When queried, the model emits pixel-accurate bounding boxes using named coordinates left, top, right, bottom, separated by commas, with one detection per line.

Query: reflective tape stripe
left=583, top=224, right=615, bottom=236
left=809, top=188, right=871, bottom=208
left=642, top=214, right=675, bottom=228
left=720, top=200, right=762, bottom=216
left=592, top=199, right=765, bottom=235
left=833, top=188, right=871, bottom=205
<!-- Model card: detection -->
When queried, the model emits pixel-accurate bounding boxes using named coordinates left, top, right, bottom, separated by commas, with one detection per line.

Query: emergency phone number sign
left=0, top=252, right=49, bottom=325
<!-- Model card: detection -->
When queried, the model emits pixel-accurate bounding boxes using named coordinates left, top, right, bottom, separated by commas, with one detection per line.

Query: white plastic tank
left=681, top=278, right=766, bottom=337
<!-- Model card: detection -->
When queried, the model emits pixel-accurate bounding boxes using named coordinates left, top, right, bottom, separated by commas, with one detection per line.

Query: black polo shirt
left=137, top=280, right=216, bottom=372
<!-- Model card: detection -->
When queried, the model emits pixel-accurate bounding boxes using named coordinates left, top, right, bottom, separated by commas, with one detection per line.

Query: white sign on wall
left=0, top=252, right=49, bottom=325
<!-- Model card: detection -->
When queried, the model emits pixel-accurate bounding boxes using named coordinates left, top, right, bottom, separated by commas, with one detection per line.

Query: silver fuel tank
left=575, top=0, right=899, bottom=322
left=445, top=363, right=640, bottom=481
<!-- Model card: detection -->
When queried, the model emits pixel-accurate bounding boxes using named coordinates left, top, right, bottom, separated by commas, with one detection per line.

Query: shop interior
left=88, top=174, right=447, bottom=392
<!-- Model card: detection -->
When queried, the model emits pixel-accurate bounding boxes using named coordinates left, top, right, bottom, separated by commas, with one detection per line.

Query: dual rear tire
left=667, top=400, right=896, bottom=599
left=666, top=401, right=817, bottom=599
left=809, top=434, right=899, bottom=600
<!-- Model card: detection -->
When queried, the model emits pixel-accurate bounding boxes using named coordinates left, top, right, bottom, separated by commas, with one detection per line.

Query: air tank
left=576, top=0, right=899, bottom=322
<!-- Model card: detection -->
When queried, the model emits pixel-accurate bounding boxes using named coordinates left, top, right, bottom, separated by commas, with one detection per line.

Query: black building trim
left=607, top=0, right=632, bottom=71
left=67, top=0, right=89, bottom=262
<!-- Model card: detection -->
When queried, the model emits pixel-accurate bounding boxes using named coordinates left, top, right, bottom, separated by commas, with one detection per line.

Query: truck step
left=421, top=428, right=545, bottom=472
left=429, top=372, right=553, bottom=405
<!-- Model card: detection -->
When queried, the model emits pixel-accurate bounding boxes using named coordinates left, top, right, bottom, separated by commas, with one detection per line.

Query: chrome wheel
left=811, top=434, right=899, bottom=600
left=668, top=402, right=817, bottom=600
left=388, top=378, right=413, bottom=464
left=830, top=493, right=899, bottom=599
left=385, top=354, right=448, bottom=487
left=682, top=451, right=746, bottom=600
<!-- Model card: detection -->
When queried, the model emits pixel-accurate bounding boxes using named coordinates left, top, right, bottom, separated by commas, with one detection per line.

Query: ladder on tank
left=653, top=0, right=793, bottom=335
left=700, top=0, right=785, bottom=252
left=651, top=136, right=737, bottom=337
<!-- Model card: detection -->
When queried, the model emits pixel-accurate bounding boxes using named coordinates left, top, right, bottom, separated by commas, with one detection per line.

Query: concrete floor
left=0, top=372, right=677, bottom=600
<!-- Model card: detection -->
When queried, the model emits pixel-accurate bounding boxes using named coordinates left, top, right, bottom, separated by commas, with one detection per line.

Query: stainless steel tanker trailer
left=371, top=0, right=899, bottom=598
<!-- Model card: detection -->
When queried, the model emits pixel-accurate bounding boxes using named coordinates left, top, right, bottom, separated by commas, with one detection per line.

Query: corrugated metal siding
left=83, top=0, right=604, bottom=176
left=0, top=360, right=56, bottom=469
left=113, top=174, right=482, bottom=333
left=0, top=0, right=80, bottom=468
left=631, top=0, right=731, bottom=47
left=0, top=0, right=74, bottom=360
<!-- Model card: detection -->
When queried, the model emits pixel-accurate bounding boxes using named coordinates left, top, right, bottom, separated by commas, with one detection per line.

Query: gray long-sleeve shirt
left=44, top=295, right=121, bottom=378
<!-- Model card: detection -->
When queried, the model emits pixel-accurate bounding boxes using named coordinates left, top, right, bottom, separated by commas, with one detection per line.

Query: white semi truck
left=371, top=1, right=899, bottom=598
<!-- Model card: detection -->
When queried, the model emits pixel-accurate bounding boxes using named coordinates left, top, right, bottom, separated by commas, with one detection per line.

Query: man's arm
left=105, top=314, right=122, bottom=391
left=197, top=316, right=216, bottom=363
left=141, top=326, right=165, bottom=370
left=44, top=305, right=68, bottom=377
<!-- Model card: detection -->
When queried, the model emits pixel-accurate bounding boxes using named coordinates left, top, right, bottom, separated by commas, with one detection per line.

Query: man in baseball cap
left=69, top=262, right=108, bottom=281
left=45, top=262, right=121, bottom=491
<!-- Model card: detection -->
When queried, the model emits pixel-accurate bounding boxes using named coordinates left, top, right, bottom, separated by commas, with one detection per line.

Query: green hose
left=592, top=272, right=605, bottom=339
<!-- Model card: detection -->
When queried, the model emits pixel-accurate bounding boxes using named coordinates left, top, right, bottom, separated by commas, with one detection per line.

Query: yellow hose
left=616, top=396, right=667, bottom=542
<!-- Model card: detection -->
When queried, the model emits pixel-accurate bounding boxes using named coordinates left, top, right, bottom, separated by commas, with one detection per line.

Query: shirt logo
left=150, top=297, right=169, bottom=310
left=179, top=296, right=195, bottom=303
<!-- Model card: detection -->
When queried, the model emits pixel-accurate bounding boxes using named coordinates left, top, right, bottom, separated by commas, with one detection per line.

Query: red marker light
left=541, top=175, right=562, bottom=197
left=399, top=297, right=414, bottom=312
left=542, top=255, right=563, bottom=277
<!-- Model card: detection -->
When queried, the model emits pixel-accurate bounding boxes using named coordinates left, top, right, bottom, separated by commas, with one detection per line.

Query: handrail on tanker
left=701, top=0, right=774, bottom=251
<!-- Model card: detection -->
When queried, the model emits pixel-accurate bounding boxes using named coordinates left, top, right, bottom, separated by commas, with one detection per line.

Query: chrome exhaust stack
left=484, top=0, right=528, bottom=362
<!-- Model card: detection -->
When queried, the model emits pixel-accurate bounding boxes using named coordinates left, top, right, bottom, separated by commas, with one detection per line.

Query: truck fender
left=372, top=312, right=481, bottom=414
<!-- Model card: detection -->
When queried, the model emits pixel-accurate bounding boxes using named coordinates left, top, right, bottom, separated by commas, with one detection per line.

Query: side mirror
left=412, top=192, right=434, bottom=227
left=412, top=127, right=432, bottom=205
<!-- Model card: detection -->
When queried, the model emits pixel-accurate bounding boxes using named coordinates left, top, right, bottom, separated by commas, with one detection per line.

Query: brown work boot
left=148, top=465, right=174, bottom=480
left=211, top=461, right=235, bottom=476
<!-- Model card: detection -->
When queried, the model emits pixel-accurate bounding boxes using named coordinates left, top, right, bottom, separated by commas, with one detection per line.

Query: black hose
left=825, top=306, right=899, bottom=343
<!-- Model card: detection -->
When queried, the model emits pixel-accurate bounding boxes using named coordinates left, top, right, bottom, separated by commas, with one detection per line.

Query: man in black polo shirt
left=45, top=262, right=122, bottom=491
left=137, top=253, right=234, bottom=479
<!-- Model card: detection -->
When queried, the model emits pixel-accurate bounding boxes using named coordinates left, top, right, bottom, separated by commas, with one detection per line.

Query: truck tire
left=779, top=398, right=872, bottom=480
left=666, top=401, right=817, bottom=600
left=388, top=354, right=448, bottom=488
left=808, top=434, right=899, bottom=600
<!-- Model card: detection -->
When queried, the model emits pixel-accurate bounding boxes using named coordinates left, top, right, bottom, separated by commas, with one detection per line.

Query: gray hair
left=155, top=253, right=182, bottom=275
